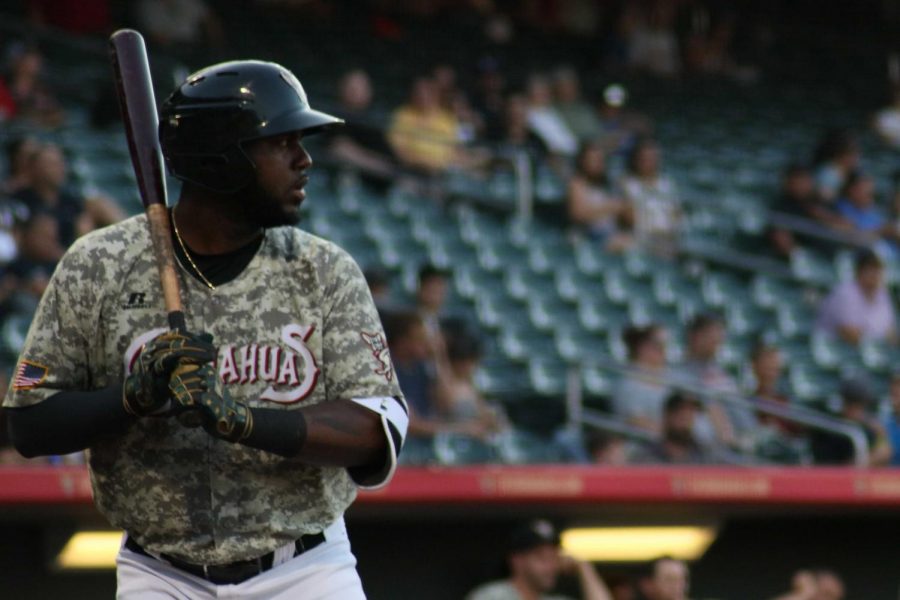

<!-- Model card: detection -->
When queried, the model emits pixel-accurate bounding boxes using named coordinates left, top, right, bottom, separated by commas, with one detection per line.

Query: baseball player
left=3, top=60, right=408, bottom=599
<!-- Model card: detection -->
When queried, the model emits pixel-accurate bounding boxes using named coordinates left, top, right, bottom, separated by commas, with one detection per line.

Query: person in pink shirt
left=815, top=249, right=897, bottom=344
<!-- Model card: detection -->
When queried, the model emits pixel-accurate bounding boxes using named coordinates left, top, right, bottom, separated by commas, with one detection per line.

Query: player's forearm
left=5, top=385, right=133, bottom=457
left=242, top=399, right=385, bottom=467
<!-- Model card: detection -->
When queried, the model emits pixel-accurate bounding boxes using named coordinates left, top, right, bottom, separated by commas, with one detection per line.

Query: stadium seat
left=528, top=358, right=570, bottom=396
left=433, top=432, right=496, bottom=465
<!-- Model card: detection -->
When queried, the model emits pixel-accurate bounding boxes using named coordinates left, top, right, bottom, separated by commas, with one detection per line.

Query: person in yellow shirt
left=388, top=77, right=460, bottom=175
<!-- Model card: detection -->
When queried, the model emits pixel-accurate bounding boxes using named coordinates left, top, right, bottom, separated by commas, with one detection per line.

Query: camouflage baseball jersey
left=3, top=214, right=402, bottom=564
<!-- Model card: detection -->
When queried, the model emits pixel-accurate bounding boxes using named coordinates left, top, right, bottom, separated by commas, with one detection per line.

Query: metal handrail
left=565, top=360, right=871, bottom=467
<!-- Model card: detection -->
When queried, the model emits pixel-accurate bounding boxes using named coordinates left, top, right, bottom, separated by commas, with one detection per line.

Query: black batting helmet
left=159, top=60, right=343, bottom=193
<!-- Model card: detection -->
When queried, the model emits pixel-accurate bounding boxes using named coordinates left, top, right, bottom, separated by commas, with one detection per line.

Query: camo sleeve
left=319, top=245, right=401, bottom=403
left=3, top=241, right=99, bottom=408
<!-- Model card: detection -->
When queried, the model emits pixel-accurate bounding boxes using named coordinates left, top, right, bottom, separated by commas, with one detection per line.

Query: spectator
left=619, top=139, right=680, bottom=257
left=363, top=266, right=394, bottom=315
left=135, top=0, right=225, bottom=51
left=0, top=209, right=64, bottom=319
left=815, top=249, right=897, bottom=345
left=767, top=164, right=848, bottom=260
left=3, top=136, right=40, bottom=195
left=635, top=556, right=690, bottom=600
left=630, top=392, right=713, bottom=465
left=681, top=313, right=747, bottom=449
left=567, top=142, right=633, bottom=251
left=883, top=371, right=900, bottom=466
left=586, top=431, right=628, bottom=466
left=812, top=130, right=860, bottom=203
left=436, top=332, right=505, bottom=438
left=553, top=67, right=603, bottom=142
left=328, top=69, right=397, bottom=187
left=473, top=57, right=507, bottom=142
left=466, top=519, right=612, bottom=600
left=525, top=74, right=579, bottom=158
left=612, top=324, right=671, bottom=434
left=750, top=342, right=803, bottom=438
left=385, top=311, right=483, bottom=440
left=387, top=77, right=461, bottom=175
left=498, top=94, right=550, bottom=167
left=627, top=2, right=681, bottom=77
left=834, top=173, right=896, bottom=254
left=595, top=84, right=652, bottom=156
left=13, top=143, right=124, bottom=247
left=4, top=44, right=64, bottom=128
left=415, top=264, right=451, bottom=341
left=771, top=569, right=845, bottom=600
left=810, top=378, right=892, bottom=466
left=873, top=86, right=900, bottom=149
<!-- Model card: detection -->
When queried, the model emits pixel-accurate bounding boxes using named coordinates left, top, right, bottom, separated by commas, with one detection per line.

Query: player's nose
left=293, top=143, right=312, bottom=171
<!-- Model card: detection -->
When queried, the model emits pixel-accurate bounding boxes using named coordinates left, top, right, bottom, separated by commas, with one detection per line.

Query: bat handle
left=168, top=311, right=186, bottom=331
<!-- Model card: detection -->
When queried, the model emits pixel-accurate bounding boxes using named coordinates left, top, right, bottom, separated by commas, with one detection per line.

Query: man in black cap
left=810, top=378, right=892, bottom=466
left=466, top=519, right=612, bottom=600
left=630, top=392, right=713, bottom=465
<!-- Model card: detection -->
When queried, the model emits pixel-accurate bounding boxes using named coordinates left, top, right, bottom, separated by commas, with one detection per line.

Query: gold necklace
left=171, top=205, right=216, bottom=291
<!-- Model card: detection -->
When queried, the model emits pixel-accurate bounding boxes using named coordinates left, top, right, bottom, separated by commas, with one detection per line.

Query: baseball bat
left=109, top=29, right=185, bottom=332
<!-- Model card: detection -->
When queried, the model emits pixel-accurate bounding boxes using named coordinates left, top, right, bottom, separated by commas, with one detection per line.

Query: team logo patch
left=13, top=360, right=49, bottom=390
left=361, top=331, right=393, bottom=382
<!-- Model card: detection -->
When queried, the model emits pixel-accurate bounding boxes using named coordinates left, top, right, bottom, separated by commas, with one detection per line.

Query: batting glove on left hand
left=169, top=362, right=253, bottom=443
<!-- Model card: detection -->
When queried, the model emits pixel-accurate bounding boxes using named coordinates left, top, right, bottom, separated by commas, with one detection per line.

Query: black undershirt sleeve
left=5, top=385, right=133, bottom=458
left=241, top=407, right=307, bottom=457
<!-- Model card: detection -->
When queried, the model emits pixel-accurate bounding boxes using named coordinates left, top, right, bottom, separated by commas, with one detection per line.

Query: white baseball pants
left=116, top=518, right=366, bottom=599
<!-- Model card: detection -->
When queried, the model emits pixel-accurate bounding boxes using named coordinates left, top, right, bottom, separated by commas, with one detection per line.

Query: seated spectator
left=630, top=391, right=713, bottom=465
left=385, top=311, right=484, bottom=440
left=363, top=266, right=394, bottom=315
left=595, top=84, right=653, bottom=156
left=636, top=556, right=690, bottom=600
left=810, top=378, right=892, bottom=466
left=586, top=431, right=628, bottom=465
left=4, top=44, right=64, bottom=128
left=612, top=324, right=671, bottom=433
left=466, top=520, right=612, bottom=600
left=767, top=164, right=849, bottom=260
left=883, top=371, right=900, bottom=466
left=3, top=136, right=40, bottom=195
left=812, top=130, right=860, bottom=203
left=553, top=66, right=602, bottom=142
left=619, top=139, right=680, bottom=257
left=387, top=77, right=461, bottom=176
left=815, top=249, right=897, bottom=345
left=834, top=172, right=897, bottom=254
left=435, top=333, right=505, bottom=438
left=567, top=142, right=633, bottom=251
left=771, top=569, right=845, bottom=600
left=472, top=57, right=507, bottom=142
left=873, top=86, right=900, bottom=149
left=627, top=3, right=681, bottom=77
left=681, top=313, right=751, bottom=449
left=431, top=63, right=482, bottom=143
left=750, top=341, right=804, bottom=438
left=0, top=209, right=64, bottom=318
left=13, top=143, right=124, bottom=248
left=497, top=94, right=550, bottom=166
left=328, top=70, right=397, bottom=186
left=136, top=0, right=224, bottom=51
left=525, top=74, right=578, bottom=157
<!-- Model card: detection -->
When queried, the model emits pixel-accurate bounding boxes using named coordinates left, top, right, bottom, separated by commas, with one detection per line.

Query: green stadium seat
left=434, top=432, right=496, bottom=465
left=574, top=242, right=624, bottom=275
left=751, top=274, right=805, bottom=310
left=495, top=429, right=564, bottom=464
left=776, top=303, right=815, bottom=340
left=577, top=298, right=629, bottom=333
left=555, top=326, right=609, bottom=363
left=527, top=295, right=574, bottom=332
left=505, top=266, right=554, bottom=302
left=581, top=364, right=614, bottom=397
left=397, top=436, right=437, bottom=466
left=528, top=359, right=570, bottom=396
left=555, top=266, right=606, bottom=304
left=701, top=271, right=746, bottom=308
left=790, top=247, right=836, bottom=288
left=476, top=295, right=528, bottom=331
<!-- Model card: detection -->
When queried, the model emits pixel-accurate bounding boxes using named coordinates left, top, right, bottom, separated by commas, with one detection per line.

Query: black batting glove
left=169, top=362, right=253, bottom=443
left=122, top=330, right=217, bottom=417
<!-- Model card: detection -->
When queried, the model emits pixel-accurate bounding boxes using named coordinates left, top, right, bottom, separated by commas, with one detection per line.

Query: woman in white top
left=567, top=141, right=633, bottom=251
left=620, top=138, right=681, bottom=257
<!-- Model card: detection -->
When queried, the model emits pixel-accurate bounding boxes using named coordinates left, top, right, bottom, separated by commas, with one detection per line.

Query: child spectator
left=612, top=324, right=671, bottom=433
left=567, top=141, right=633, bottom=250
left=619, top=139, right=680, bottom=257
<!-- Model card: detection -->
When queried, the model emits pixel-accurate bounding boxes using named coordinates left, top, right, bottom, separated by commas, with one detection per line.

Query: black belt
left=124, top=532, right=326, bottom=586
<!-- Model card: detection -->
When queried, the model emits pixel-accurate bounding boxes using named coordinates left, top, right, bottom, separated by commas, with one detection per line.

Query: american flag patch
left=12, top=360, right=49, bottom=390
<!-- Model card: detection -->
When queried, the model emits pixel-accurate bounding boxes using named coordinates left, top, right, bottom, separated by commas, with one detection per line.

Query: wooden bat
left=109, top=29, right=185, bottom=331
